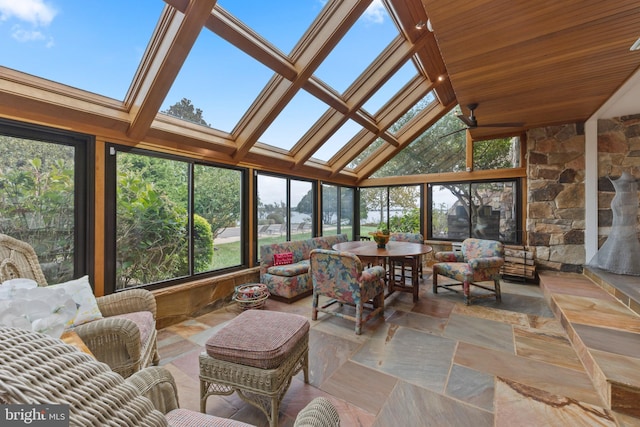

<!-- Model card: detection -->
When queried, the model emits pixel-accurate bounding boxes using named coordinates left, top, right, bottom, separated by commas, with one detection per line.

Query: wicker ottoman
left=199, top=310, right=310, bottom=427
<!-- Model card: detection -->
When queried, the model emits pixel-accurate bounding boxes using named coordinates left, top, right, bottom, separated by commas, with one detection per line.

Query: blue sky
left=0, top=0, right=418, bottom=160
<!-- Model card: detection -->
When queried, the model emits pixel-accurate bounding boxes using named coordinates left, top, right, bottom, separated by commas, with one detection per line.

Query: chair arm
left=96, top=288, right=157, bottom=319
left=126, top=366, right=180, bottom=415
left=468, top=256, right=505, bottom=270
left=293, top=397, right=340, bottom=427
left=434, top=251, right=463, bottom=262
left=360, top=265, right=385, bottom=282
left=73, top=317, right=142, bottom=370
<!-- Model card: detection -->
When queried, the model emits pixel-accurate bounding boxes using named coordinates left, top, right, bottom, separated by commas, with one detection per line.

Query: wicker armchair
left=0, top=233, right=159, bottom=378
left=0, top=327, right=340, bottom=427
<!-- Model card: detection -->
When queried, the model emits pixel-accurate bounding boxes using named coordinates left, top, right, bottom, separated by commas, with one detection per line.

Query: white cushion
left=49, top=276, right=102, bottom=328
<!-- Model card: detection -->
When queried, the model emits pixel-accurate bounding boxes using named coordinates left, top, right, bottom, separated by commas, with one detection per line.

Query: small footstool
left=199, top=310, right=310, bottom=427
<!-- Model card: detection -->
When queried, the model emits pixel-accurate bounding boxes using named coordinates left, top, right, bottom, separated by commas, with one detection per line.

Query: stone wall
left=595, top=115, right=640, bottom=246
left=526, top=123, right=586, bottom=272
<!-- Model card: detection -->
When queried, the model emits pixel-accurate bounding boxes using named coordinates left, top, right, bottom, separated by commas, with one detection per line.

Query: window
left=473, top=136, right=521, bottom=170
left=359, top=185, right=422, bottom=235
left=428, top=180, right=520, bottom=243
left=106, top=146, right=245, bottom=291
left=0, top=119, right=91, bottom=284
left=321, top=184, right=355, bottom=239
left=256, top=173, right=315, bottom=254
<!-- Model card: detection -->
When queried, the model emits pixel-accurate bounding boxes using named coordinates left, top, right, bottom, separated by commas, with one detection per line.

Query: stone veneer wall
left=527, top=123, right=586, bottom=272
left=595, top=115, right=640, bottom=247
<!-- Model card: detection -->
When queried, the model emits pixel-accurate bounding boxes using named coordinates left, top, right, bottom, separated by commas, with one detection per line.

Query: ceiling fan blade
left=438, top=127, right=468, bottom=139
left=477, top=122, right=525, bottom=128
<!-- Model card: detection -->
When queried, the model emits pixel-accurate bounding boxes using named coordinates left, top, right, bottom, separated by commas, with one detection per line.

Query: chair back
left=390, top=232, right=423, bottom=243
left=462, top=238, right=504, bottom=260
left=310, top=249, right=363, bottom=304
left=0, top=234, right=48, bottom=285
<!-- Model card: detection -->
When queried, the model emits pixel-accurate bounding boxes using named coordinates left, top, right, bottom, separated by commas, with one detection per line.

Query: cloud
left=0, top=0, right=57, bottom=26
left=363, top=0, right=386, bottom=24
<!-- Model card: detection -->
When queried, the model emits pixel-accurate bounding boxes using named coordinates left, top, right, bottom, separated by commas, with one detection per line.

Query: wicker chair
left=0, top=233, right=159, bottom=378
left=0, top=327, right=340, bottom=427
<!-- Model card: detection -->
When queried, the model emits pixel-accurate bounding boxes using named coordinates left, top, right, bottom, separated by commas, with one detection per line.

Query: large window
left=428, top=180, right=520, bottom=243
left=321, top=184, right=355, bottom=239
left=0, top=119, right=90, bottom=284
left=256, top=173, right=315, bottom=253
left=106, top=147, right=245, bottom=291
left=359, top=185, right=422, bottom=235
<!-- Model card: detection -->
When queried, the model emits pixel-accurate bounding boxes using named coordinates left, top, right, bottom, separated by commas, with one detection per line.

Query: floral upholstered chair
left=310, top=249, right=385, bottom=335
left=389, top=232, right=425, bottom=277
left=432, top=238, right=505, bottom=305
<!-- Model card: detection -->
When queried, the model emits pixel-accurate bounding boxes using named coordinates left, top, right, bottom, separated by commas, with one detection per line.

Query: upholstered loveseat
left=259, top=234, right=348, bottom=302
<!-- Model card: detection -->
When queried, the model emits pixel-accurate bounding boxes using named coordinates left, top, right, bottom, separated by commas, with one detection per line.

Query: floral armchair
left=310, top=249, right=385, bottom=335
left=432, top=238, right=505, bottom=305
left=0, top=233, right=159, bottom=378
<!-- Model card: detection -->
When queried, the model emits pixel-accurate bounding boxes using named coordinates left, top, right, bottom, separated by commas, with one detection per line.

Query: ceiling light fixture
left=631, top=37, right=640, bottom=51
left=427, top=19, right=433, bottom=32
left=415, top=20, right=427, bottom=30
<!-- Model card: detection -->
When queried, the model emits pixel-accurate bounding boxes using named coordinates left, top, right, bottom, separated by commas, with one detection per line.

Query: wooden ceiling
left=422, top=0, right=640, bottom=140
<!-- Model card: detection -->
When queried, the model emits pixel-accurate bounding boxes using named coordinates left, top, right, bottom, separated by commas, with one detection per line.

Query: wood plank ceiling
left=422, top=0, right=640, bottom=140
left=1, top=0, right=639, bottom=183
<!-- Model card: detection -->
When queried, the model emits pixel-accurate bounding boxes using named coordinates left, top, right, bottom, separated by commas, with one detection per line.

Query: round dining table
left=332, top=240, right=433, bottom=302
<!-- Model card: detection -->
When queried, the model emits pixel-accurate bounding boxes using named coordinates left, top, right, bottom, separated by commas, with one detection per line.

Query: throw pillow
left=273, top=252, right=294, bottom=266
left=49, top=276, right=102, bottom=328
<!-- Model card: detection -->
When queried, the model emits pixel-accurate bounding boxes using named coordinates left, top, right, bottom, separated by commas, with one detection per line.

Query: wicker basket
left=232, top=283, right=270, bottom=310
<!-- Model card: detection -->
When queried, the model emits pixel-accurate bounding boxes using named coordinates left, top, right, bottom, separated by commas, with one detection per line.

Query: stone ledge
left=539, top=271, right=640, bottom=419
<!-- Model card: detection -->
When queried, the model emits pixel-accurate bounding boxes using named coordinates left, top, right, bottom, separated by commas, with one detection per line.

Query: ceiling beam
left=127, top=0, right=217, bottom=141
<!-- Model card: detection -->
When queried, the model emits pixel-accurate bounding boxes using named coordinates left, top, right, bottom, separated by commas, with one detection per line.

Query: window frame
left=104, top=144, right=248, bottom=293
left=0, top=118, right=93, bottom=282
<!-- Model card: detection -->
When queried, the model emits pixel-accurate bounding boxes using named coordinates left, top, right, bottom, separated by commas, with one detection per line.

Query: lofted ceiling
left=422, top=0, right=640, bottom=140
left=0, top=0, right=639, bottom=184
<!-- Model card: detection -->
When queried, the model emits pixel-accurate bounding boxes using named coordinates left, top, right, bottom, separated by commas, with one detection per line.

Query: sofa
left=260, top=234, right=348, bottom=302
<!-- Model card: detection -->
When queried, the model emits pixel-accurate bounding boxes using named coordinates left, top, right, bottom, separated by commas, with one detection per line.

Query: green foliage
left=389, top=208, right=420, bottom=233
left=162, top=98, right=210, bottom=127
left=0, top=136, right=75, bottom=283
left=267, top=212, right=284, bottom=224
left=193, top=214, right=214, bottom=273
left=116, top=169, right=188, bottom=287
left=194, top=165, right=241, bottom=238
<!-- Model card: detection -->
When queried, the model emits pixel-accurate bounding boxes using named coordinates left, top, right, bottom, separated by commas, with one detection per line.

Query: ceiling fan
left=439, top=103, right=524, bottom=139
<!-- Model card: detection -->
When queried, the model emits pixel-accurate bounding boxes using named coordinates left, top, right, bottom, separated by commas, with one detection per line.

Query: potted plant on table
left=369, top=228, right=390, bottom=248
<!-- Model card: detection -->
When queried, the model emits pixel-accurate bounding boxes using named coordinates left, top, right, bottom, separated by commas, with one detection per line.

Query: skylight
left=311, top=119, right=361, bottom=162
left=362, top=60, right=419, bottom=116
left=312, top=1, right=398, bottom=94
left=0, top=0, right=162, bottom=100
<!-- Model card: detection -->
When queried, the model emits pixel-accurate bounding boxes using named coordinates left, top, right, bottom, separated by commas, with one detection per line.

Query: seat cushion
left=111, top=311, right=155, bottom=346
left=165, top=408, right=254, bottom=427
left=267, top=260, right=309, bottom=277
left=205, top=310, right=309, bottom=369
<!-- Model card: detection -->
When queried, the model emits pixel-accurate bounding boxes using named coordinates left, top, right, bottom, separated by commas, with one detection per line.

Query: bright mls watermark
left=1, top=405, right=69, bottom=426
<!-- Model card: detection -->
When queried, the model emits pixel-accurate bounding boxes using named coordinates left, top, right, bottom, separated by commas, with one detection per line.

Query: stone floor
left=156, top=273, right=638, bottom=426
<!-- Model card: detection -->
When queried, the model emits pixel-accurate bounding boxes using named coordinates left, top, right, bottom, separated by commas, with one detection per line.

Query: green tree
left=162, top=98, right=210, bottom=127
left=194, top=165, right=241, bottom=238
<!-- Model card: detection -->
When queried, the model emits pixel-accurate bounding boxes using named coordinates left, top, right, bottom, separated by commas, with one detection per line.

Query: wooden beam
left=127, top=0, right=217, bottom=141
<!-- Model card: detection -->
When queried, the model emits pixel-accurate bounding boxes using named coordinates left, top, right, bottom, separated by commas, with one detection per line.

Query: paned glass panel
left=312, top=119, right=360, bottom=162
left=161, top=27, right=274, bottom=133
left=260, top=90, right=327, bottom=151
left=362, top=60, right=419, bottom=116
left=360, top=187, right=388, bottom=235
left=322, top=184, right=338, bottom=235
left=389, top=185, right=421, bottom=233
left=194, top=165, right=243, bottom=273
left=217, top=1, right=324, bottom=55
left=473, top=136, right=521, bottom=170
left=115, top=152, right=189, bottom=289
left=429, top=183, right=470, bottom=240
left=257, top=175, right=288, bottom=247
left=470, top=181, right=518, bottom=242
left=0, top=0, right=162, bottom=100
left=291, top=180, right=313, bottom=239
left=313, top=1, right=398, bottom=94
left=0, top=135, right=75, bottom=283
left=373, top=107, right=466, bottom=177
left=348, top=138, right=385, bottom=170
left=341, top=187, right=355, bottom=240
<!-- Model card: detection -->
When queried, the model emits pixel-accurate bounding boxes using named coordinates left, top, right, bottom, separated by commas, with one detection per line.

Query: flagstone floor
left=156, top=273, right=638, bottom=426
